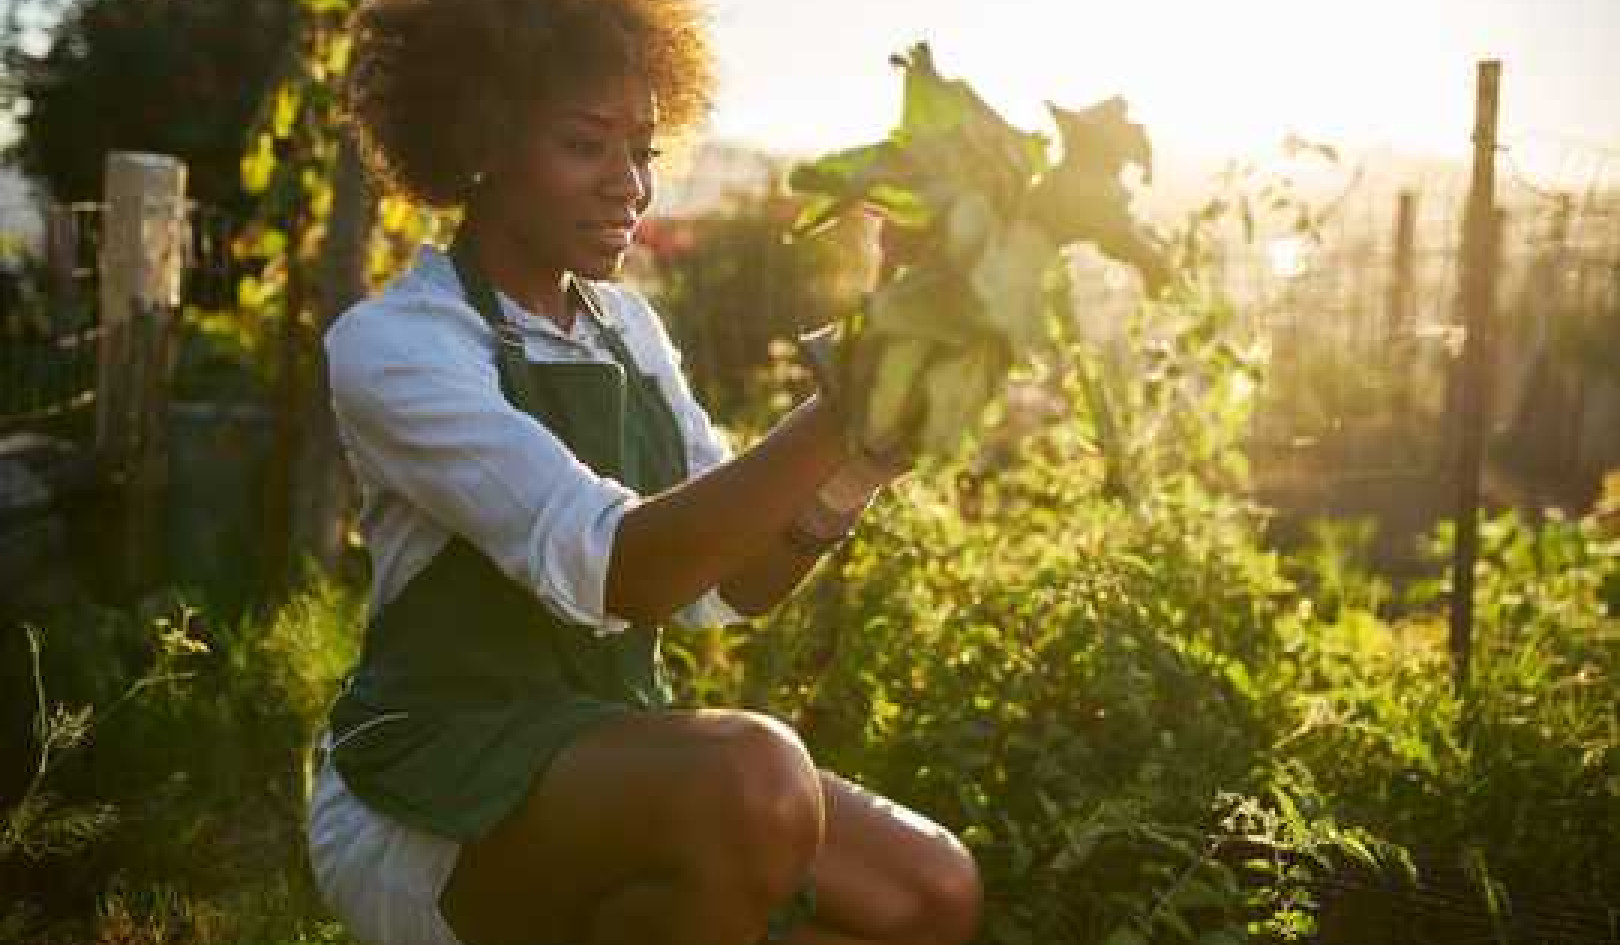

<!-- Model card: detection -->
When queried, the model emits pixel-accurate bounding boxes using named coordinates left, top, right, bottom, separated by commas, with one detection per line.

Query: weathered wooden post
left=1387, top=192, right=1418, bottom=343
left=97, top=151, right=188, bottom=596
left=1386, top=191, right=1419, bottom=420
left=1449, top=62, right=1503, bottom=695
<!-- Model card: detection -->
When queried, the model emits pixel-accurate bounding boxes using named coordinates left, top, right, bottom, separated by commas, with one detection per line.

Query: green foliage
left=666, top=282, right=1399, bottom=940
left=668, top=284, right=1617, bottom=941
left=1058, top=280, right=1266, bottom=502
left=789, top=43, right=1167, bottom=458
left=220, top=0, right=437, bottom=412
left=680, top=419, right=1402, bottom=941
left=1276, top=508, right=1620, bottom=904
left=1, top=580, right=363, bottom=944
left=2, top=0, right=295, bottom=208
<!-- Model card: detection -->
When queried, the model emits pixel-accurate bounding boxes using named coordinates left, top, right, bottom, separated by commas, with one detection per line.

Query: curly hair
left=344, top=0, right=715, bottom=207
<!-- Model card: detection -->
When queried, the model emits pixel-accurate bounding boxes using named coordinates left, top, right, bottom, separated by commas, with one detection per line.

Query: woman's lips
left=584, top=223, right=635, bottom=251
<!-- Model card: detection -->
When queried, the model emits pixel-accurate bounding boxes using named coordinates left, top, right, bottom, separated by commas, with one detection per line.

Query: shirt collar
left=411, top=242, right=622, bottom=342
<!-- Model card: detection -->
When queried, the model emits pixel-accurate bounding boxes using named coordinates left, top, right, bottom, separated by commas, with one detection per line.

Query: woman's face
left=482, top=72, right=659, bottom=281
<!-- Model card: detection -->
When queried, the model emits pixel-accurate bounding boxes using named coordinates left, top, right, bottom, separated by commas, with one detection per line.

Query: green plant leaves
left=790, top=42, right=1167, bottom=460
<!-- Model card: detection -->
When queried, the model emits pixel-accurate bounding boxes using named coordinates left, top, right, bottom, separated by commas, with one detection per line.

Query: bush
left=1278, top=508, right=1620, bottom=907
left=662, top=287, right=1618, bottom=942
left=1, top=579, right=363, bottom=944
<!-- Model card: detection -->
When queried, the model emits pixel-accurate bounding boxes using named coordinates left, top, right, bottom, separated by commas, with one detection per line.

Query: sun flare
left=707, top=0, right=1619, bottom=183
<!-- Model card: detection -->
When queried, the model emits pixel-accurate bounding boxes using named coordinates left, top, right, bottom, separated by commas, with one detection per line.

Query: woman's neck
left=458, top=211, right=574, bottom=333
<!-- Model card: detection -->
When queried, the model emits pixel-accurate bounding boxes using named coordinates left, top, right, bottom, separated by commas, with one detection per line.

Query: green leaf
left=272, top=84, right=300, bottom=140
left=241, top=132, right=277, bottom=196
left=789, top=142, right=896, bottom=202
left=865, top=266, right=981, bottom=345
left=1028, top=97, right=1169, bottom=290
left=862, top=336, right=934, bottom=449
left=890, top=43, right=1050, bottom=212
left=918, top=343, right=1006, bottom=455
left=1168, top=878, right=1232, bottom=910
left=945, top=192, right=997, bottom=263
left=1155, top=907, right=1195, bottom=941
left=1102, top=926, right=1149, bottom=945
left=968, top=218, right=1060, bottom=353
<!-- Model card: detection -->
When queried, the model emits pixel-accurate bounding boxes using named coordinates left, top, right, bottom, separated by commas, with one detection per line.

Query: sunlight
left=930, top=0, right=1468, bottom=160
left=1266, top=236, right=1312, bottom=279
left=707, top=0, right=1619, bottom=175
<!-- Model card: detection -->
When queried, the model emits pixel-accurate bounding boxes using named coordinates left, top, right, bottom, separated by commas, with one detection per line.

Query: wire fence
left=1060, top=133, right=1618, bottom=570
left=1226, top=146, right=1619, bottom=568
left=0, top=199, right=241, bottom=439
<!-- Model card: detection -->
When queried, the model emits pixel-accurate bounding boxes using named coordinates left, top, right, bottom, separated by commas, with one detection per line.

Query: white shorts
left=307, top=733, right=468, bottom=945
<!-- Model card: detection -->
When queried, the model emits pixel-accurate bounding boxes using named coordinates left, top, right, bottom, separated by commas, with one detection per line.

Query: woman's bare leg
left=436, top=710, right=980, bottom=945
left=783, top=771, right=982, bottom=945
left=437, top=708, right=824, bottom=945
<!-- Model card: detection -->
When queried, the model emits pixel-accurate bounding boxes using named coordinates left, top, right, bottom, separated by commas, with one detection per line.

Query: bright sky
left=702, top=0, right=1620, bottom=182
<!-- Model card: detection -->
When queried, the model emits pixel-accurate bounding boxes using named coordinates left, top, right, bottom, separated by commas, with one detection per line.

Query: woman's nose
left=604, top=146, right=650, bottom=204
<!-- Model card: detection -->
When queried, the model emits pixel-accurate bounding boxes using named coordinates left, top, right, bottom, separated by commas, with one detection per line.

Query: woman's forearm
left=716, top=535, right=826, bottom=619
left=604, top=396, right=847, bottom=625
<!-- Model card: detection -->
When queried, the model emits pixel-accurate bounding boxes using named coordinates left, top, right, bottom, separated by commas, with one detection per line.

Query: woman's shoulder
left=327, top=249, right=492, bottom=368
left=319, top=249, right=489, bottom=393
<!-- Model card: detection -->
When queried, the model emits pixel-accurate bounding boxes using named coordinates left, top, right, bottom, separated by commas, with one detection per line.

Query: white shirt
left=325, top=242, right=744, bottom=634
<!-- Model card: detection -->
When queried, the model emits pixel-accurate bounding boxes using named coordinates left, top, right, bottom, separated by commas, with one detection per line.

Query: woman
left=305, top=2, right=983, bottom=944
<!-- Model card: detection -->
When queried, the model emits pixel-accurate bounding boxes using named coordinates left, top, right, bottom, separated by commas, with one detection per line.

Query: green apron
left=327, top=234, right=689, bottom=842
left=325, top=237, right=816, bottom=942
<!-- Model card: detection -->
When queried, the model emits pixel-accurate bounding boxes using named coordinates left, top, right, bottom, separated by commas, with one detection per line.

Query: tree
left=2, top=0, right=294, bottom=209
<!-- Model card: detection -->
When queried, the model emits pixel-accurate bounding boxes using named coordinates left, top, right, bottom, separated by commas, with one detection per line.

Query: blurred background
left=0, top=1, right=1615, bottom=943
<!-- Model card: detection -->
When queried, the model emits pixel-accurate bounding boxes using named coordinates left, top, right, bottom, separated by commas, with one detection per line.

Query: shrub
left=1, top=579, right=363, bottom=944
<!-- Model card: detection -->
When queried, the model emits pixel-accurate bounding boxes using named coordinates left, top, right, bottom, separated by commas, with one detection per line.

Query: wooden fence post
left=1449, top=62, right=1502, bottom=695
left=97, top=151, right=188, bottom=596
left=1387, top=191, right=1418, bottom=342
left=1387, top=191, right=1419, bottom=420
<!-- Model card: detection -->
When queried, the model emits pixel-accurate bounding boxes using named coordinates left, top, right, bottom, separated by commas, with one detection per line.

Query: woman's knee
left=879, top=837, right=983, bottom=945
left=915, top=839, right=983, bottom=945
left=671, top=712, right=824, bottom=898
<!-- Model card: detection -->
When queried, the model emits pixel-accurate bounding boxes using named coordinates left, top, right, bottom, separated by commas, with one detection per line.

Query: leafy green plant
left=789, top=43, right=1167, bottom=458
left=0, top=579, right=364, bottom=944
left=1274, top=507, right=1619, bottom=910
left=1, top=612, right=206, bottom=941
left=675, top=274, right=1615, bottom=943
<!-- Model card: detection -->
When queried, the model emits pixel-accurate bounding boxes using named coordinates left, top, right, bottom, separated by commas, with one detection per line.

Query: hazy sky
left=702, top=0, right=1619, bottom=182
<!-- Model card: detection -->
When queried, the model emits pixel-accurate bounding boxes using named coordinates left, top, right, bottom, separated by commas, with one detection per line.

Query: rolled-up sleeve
left=327, top=300, right=638, bottom=634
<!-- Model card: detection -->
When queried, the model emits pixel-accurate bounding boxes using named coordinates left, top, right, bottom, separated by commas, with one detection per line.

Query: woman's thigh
left=437, top=707, right=822, bottom=945
left=804, top=771, right=983, bottom=945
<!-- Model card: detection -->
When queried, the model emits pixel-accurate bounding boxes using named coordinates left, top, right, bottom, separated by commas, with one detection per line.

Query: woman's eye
left=564, top=138, right=607, bottom=157
left=561, top=138, right=660, bottom=165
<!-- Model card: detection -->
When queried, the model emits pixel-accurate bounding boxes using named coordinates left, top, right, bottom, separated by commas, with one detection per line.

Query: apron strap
left=447, top=230, right=552, bottom=415
left=571, top=274, right=691, bottom=483
left=445, top=229, right=688, bottom=483
left=448, top=230, right=654, bottom=399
